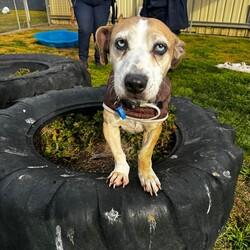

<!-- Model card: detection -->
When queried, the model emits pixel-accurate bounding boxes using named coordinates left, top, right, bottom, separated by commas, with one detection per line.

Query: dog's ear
left=171, top=36, right=185, bottom=69
left=118, top=14, right=123, bottom=22
left=95, top=26, right=112, bottom=65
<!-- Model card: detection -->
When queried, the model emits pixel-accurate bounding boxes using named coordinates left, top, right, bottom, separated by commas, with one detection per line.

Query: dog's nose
left=125, top=74, right=148, bottom=94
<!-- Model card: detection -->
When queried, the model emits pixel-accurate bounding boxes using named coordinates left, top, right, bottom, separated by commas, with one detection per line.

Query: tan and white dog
left=96, top=15, right=185, bottom=196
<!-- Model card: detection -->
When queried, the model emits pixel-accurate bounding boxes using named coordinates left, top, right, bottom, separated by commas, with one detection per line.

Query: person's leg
left=93, top=1, right=111, bottom=64
left=148, top=7, right=167, bottom=24
left=73, top=2, right=93, bottom=64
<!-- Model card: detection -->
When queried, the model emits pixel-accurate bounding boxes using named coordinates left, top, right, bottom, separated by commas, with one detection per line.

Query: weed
left=37, top=111, right=103, bottom=166
left=215, top=222, right=250, bottom=250
left=240, top=158, right=250, bottom=180
left=10, top=68, right=39, bottom=76
left=36, top=109, right=176, bottom=172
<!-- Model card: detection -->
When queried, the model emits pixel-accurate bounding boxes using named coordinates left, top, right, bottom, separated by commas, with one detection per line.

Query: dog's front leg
left=103, top=110, right=130, bottom=188
left=138, top=122, right=163, bottom=196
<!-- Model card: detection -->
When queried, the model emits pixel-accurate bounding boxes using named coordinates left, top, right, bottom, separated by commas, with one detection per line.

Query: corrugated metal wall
left=187, top=0, right=250, bottom=37
left=115, top=0, right=141, bottom=17
left=49, top=0, right=250, bottom=37
left=189, top=0, right=249, bottom=23
left=48, top=0, right=141, bottom=22
left=49, top=0, right=71, bottom=21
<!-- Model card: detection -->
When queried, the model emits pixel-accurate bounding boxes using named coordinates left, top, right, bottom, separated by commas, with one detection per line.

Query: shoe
left=81, top=60, right=88, bottom=69
left=95, top=62, right=102, bottom=68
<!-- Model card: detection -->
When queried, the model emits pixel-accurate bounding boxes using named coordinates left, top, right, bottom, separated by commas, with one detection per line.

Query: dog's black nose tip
left=125, top=74, right=148, bottom=94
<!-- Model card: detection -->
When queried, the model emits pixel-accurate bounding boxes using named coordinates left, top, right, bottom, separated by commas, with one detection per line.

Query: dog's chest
left=121, top=120, right=144, bottom=134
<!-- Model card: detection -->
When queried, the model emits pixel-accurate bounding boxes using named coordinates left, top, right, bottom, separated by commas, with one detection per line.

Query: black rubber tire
left=0, top=54, right=91, bottom=108
left=0, top=86, right=243, bottom=250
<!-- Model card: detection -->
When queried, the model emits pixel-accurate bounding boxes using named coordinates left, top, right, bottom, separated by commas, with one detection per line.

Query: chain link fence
left=0, top=0, right=49, bottom=33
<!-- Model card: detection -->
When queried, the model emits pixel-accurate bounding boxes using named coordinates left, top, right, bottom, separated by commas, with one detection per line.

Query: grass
left=0, top=10, right=48, bottom=33
left=11, top=68, right=39, bottom=76
left=35, top=109, right=176, bottom=173
left=0, top=27, right=249, bottom=249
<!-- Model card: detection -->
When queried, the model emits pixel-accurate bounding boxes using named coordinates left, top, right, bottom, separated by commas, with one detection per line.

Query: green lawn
left=0, top=27, right=249, bottom=249
left=0, top=10, right=48, bottom=33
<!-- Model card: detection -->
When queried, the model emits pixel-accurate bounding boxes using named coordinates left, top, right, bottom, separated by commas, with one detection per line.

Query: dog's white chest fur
left=121, top=120, right=144, bottom=134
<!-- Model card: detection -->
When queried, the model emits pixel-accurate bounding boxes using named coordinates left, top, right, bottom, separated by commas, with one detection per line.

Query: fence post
left=189, top=0, right=195, bottom=33
left=13, top=0, right=21, bottom=29
left=23, top=0, right=31, bottom=28
left=45, top=0, right=51, bottom=25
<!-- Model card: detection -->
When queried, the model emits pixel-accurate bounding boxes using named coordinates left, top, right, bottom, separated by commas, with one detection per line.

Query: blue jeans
left=73, top=0, right=111, bottom=63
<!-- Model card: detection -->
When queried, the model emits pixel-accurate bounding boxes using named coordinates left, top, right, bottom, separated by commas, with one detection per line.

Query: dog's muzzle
left=103, top=71, right=172, bottom=122
left=125, top=74, right=148, bottom=94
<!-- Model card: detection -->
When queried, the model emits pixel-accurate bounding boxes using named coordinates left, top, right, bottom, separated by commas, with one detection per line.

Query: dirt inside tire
left=35, top=110, right=176, bottom=174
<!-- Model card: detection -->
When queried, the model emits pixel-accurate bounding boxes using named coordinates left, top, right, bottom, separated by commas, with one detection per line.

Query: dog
left=96, top=15, right=185, bottom=196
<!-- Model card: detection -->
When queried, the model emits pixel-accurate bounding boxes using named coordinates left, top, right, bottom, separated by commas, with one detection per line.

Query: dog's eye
left=153, top=43, right=167, bottom=55
left=115, top=39, right=128, bottom=51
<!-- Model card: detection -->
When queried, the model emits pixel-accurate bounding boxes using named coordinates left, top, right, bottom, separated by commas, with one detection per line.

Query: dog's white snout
left=124, top=74, right=148, bottom=94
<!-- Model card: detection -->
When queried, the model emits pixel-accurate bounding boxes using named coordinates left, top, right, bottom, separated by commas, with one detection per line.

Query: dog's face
left=96, top=15, right=185, bottom=102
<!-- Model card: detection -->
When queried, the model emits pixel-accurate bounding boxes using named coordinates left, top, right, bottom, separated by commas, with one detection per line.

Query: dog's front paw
left=139, top=170, right=162, bottom=196
left=107, top=171, right=129, bottom=188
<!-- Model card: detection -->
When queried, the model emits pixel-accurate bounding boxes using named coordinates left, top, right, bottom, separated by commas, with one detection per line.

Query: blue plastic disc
left=34, top=30, right=78, bottom=48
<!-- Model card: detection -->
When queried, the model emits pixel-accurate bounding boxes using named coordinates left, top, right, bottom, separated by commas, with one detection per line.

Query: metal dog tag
left=116, top=106, right=126, bottom=119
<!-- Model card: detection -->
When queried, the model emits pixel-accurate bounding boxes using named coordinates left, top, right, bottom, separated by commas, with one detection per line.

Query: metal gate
left=0, top=0, right=49, bottom=33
